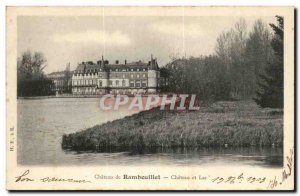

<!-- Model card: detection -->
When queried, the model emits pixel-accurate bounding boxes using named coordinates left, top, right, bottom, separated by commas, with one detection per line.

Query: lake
left=17, top=98, right=283, bottom=167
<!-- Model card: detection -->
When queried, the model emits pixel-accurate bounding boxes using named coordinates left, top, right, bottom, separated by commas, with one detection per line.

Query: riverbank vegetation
left=62, top=101, right=283, bottom=152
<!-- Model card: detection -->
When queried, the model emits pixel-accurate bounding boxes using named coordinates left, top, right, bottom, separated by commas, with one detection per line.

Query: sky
left=17, top=15, right=276, bottom=73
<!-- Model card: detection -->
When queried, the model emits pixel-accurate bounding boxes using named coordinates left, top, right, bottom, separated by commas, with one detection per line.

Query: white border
left=1, top=0, right=298, bottom=195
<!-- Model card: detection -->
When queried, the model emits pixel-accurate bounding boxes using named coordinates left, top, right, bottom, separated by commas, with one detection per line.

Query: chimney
left=104, top=60, right=109, bottom=65
left=101, top=55, right=104, bottom=66
left=150, top=54, right=153, bottom=67
left=125, top=59, right=127, bottom=65
left=115, top=60, right=119, bottom=64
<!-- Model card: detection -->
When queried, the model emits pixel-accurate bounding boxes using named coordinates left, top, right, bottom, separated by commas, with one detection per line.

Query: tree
left=215, top=19, right=248, bottom=99
left=164, top=56, right=230, bottom=102
left=18, top=51, right=47, bottom=80
left=17, top=51, right=54, bottom=97
left=243, top=19, right=274, bottom=97
left=254, top=16, right=284, bottom=108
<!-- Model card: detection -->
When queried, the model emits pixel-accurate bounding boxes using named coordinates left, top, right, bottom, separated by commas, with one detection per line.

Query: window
left=130, top=81, right=134, bottom=87
left=131, top=69, right=133, bottom=71
left=116, top=80, right=119, bottom=86
left=123, top=74, right=125, bottom=78
left=137, top=74, right=140, bottom=78
left=109, top=80, right=113, bottom=86
left=131, top=74, right=133, bottom=78
left=99, top=80, right=102, bottom=87
left=142, top=82, right=147, bottom=87
left=135, top=80, right=140, bottom=87
left=122, top=80, right=126, bottom=87
left=143, top=74, right=146, bottom=78
left=137, top=69, right=139, bottom=71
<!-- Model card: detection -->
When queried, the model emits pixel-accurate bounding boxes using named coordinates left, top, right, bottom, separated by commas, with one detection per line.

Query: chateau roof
left=74, top=59, right=159, bottom=73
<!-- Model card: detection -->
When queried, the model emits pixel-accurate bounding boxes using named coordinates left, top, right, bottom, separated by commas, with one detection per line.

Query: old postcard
left=6, top=6, right=294, bottom=190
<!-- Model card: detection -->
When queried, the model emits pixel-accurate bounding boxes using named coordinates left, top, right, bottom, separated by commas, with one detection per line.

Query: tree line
left=163, top=16, right=283, bottom=108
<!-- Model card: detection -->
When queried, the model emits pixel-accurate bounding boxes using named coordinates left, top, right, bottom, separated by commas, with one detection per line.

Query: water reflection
left=63, top=147, right=282, bottom=167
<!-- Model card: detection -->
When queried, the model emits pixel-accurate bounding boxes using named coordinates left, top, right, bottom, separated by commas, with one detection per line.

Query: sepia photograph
left=6, top=6, right=295, bottom=191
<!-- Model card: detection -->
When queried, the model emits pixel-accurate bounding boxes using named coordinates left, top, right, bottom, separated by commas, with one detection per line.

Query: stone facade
left=71, top=56, right=160, bottom=95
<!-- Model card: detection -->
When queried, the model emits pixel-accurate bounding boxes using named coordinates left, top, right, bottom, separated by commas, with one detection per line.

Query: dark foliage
left=17, top=50, right=54, bottom=97
left=163, top=55, right=231, bottom=102
left=17, top=79, right=54, bottom=97
left=254, top=16, right=284, bottom=108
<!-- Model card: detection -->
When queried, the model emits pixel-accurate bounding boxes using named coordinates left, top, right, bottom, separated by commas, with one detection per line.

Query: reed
left=62, top=101, right=283, bottom=152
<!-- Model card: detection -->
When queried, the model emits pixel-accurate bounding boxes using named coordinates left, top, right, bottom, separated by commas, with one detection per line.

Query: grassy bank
left=62, top=101, right=283, bottom=152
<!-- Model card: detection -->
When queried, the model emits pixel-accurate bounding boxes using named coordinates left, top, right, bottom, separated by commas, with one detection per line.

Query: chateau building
left=71, top=56, right=161, bottom=95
